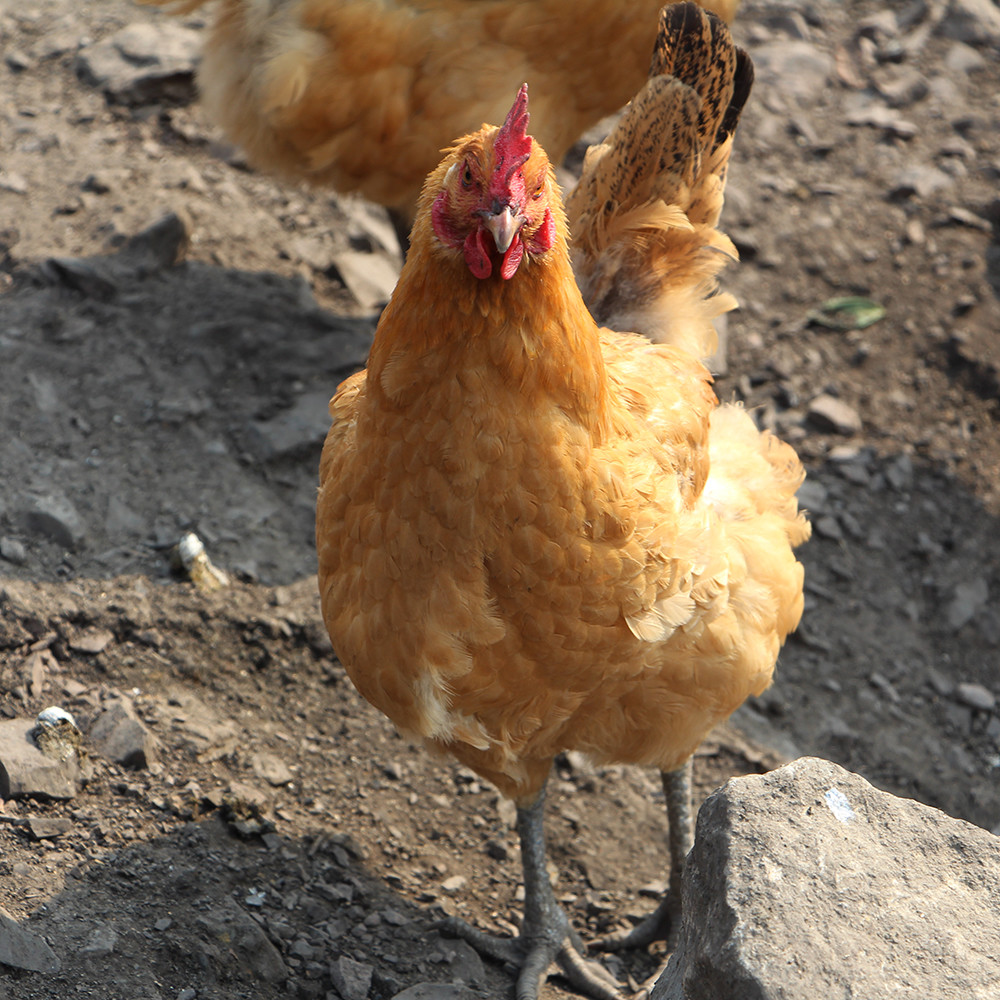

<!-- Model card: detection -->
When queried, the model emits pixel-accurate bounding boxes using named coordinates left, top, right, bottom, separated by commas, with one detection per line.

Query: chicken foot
left=596, top=760, right=693, bottom=955
left=439, top=786, right=624, bottom=1000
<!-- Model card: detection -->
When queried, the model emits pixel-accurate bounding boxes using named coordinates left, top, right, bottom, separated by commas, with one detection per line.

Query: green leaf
left=807, top=296, right=886, bottom=331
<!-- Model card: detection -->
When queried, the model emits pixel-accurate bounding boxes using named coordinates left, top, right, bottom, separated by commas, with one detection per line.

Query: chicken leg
left=597, top=760, right=693, bottom=958
left=440, top=784, right=624, bottom=1000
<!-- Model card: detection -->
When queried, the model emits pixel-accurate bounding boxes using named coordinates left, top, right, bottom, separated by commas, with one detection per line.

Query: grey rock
left=27, top=817, right=73, bottom=840
left=70, top=628, right=114, bottom=655
left=812, top=514, right=844, bottom=541
left=938, top=0, right=1000, bottom=46
left=79, top=924, right=118, bottom=958
left=652, top=757, right=1000, bottom=1000
left=88, top=698, right=159, bottom=770
left=22, top=491, right=86, bottom=550
left=874, top=66, right=929, bottom=107
left=329, top=954, right=374, bottom=1000
left=750, top=41, right=834, bottom=106
left=807, top=394, right=862, bottom=435
left=947, top=577, right=989, bottom=630
left=889, top=164, right=953, bottom=199
left=884, top=453, right=914, bottom=490
left=75, top=22, right=200, bottom=106
left=0, top=718, right=81, bottom=800
left=329, top=249, right=400, bottom=311
left=794, top=478, right=829, bottom=517
left=251, top=752, right=293, bottom=787
left=0, top=906, right=60, bottom=973
left=944, top=40, right=988, bottom=72
left=954, top=682, right=996, bottom=713
left=844, top=99, right=918, bottom=138
left=392, top=987, right=481, bottom=1000
left=197, top=902, right=287, bottom=983
left=246, top=390, right=333, bottom=462
left=0, top=537, right=27, bottom=565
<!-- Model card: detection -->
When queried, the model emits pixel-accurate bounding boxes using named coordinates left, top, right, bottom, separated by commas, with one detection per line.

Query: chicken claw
left=438, top=790, right=625, bottom=1000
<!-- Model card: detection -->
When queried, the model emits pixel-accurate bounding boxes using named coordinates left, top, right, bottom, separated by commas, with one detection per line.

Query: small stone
left=947, top=578, right=989, bottom=631
left=22, top=492, right=87, bottom=550
left=0, top=718, right=81, bottom=800
left=74, top=22, right=200, bottom=105
left=889, top=165, right=953, bottom=200
left=329, top=955, right=374, bottom=1000
left=954, top=683, right=995, bottom=713
left=0, top=172, right=29, bottom=195
left=808, top=395, right=862, bottom=435
left=154, top=918, right=172, bottom=932
left=79, top=925, right=117, bottom=958
left=70, top=628, right=114, bottom=655
left=328, top=250, right=400, bottom=311
left=88, top=699, right=159, bottom=770
left=246, top=391, right=333, bottom=463
left=27, top=817, right=73, bottom=840
left=441, top=875, right=467, bottom=893
left=0, top=537, right=27, bottom=565
left=251, top=752, right=293, bottom=787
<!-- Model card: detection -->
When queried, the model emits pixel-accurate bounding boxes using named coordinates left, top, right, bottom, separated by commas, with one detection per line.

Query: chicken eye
left=532, top=181, right=544, bottom=200
left=461, top=163, right=474, bottom=189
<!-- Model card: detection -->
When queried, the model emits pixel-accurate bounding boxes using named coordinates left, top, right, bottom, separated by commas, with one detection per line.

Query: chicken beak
left=483, top=206, right=524, bottom=254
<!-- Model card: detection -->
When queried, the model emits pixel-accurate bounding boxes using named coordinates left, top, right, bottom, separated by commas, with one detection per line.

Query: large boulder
left=654, top=757, right=1000, bottom=1000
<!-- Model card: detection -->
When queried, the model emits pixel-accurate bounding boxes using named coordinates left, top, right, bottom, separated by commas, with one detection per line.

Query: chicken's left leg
left=439, top=785, right=623, bottom=1000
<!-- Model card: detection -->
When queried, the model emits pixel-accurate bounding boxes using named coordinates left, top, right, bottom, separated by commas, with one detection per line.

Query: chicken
left=315, top=9, right=809, bottom=999
left=141, top=0, right=740, bottom=250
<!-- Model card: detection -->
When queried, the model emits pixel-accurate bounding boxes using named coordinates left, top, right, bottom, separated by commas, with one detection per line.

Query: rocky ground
left=1, top=0, right=998, bottom=998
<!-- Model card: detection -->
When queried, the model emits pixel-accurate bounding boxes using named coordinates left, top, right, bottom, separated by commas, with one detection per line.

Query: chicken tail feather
left=566, top=1, right=752, bottom=361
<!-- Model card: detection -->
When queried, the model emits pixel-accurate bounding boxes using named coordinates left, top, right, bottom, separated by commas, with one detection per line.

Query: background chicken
left=315, top=7, right=809, bottom=997
left=141, top=0, right=740, bottom=251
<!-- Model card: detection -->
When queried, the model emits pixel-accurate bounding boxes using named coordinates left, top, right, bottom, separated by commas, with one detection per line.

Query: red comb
left=489, top=84, right=532, bottom=205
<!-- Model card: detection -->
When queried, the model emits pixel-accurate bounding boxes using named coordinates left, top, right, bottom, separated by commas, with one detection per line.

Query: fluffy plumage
left=316, top=95, right=807, bottom=809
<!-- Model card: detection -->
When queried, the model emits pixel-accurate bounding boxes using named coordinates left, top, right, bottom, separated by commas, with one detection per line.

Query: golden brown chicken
left=316, top=8, right=808, bottom=998
left=141, top=0, right=740, bottom=249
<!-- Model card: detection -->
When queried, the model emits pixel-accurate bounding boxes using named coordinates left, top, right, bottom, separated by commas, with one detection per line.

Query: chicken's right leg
left=439, top=784, right=624, bottom=1000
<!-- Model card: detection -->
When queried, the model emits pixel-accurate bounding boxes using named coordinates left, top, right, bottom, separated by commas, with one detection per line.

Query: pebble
left=22, top=491, right=87, bottom=550
left=947, top=578, right=989, bottom=631
left=329, top=955, right=374, bottom=1000
left=74, top=22, right=200, bottom=106
left=954, top=683, right=995, bottom=713
left=329, top=249, right=401, bottom=311
left=246, top=390, right=333, bottom=463
left=252, top=752, right=294, bottom=787
left=808, top=395, right=862, bottom=435
left=80, top=924, right=118, bottom=958
left=0, top=537, right=28, bottom=565
left=750, top=40, right=835, bottom=106
left=889, top=165, right=953, bottom=200
left=88, top=698, right=160, bottom=770
left=70, top=628, right=114, bottom=655
left=938, top=0, right=1000, bottom=46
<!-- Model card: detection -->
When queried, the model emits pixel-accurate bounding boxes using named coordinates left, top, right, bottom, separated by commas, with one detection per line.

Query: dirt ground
left=1, top=0, right=999, bottom=998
